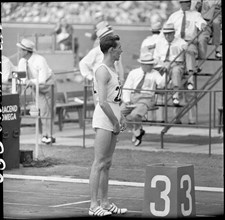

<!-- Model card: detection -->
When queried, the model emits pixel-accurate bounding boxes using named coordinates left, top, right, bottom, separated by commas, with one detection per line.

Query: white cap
left=137, top=52, right=155, bottom=64
left=16, top=38, right=35, bottom=52
left=96, top=26, right=114, bottom=39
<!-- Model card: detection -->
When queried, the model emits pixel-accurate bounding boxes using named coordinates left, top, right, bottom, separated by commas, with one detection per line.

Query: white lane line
left=195, top=186, right=223, bottom=192
left=50, top=198, right=111, bottom=208
left=4, top=174, right=224, bottom=193
left=50, top=200, right=91, bottom=208
left=4, top=202, right=43, bottom=207
left=4, top=217, right=31, bottom=220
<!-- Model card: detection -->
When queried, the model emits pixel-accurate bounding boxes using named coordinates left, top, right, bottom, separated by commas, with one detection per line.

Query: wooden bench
left=55, top=90, right=95, bottom=131
left=18, top=88, right=95, bottom=130
left=56, top=101, right=84, bottom=130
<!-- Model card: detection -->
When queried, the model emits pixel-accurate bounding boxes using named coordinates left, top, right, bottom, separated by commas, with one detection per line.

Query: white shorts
left=92, top=102, right=121, bottom=132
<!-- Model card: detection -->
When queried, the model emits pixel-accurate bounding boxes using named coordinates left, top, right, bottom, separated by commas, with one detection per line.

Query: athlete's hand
left=112, top=121, right=120, bottom=135
left=120, top=114, right=127, bottom=132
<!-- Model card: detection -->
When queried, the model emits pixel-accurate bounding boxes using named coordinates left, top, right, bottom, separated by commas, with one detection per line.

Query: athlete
left=89, top=34, right=127, bottom=216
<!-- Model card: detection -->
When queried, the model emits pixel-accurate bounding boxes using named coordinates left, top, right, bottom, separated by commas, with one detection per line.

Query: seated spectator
left=192, top=0, right=222, bottom=59
left=140, top=21, right=164, bottom=122
left=154, top=23, right=187, bottom=106
left=54, top=16, right=73, bottom=51
left=166, top=0, right=208, bottom=90
left=121, top=52, right=165, bottom=146
left=154, top=23, right=195, bottom=124
left=2, top=55, right=16, bottom=94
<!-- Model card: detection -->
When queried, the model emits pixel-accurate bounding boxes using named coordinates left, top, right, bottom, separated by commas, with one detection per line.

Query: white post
left=34, top=77, right=39, bottom=160
left=12, top=72, right=17, bottom=94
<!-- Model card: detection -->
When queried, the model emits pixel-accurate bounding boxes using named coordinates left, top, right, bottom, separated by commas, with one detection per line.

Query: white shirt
left=79, top=45, right=124, bottom=83
left=17, top=53, right=53, bottom=84
left=2, top=55, right=16, bottom=83
left=122, top=67, right=165, bottom=103
left=167, top=9, right=207, bottom=41
left=140, top=34, right=162, bottom=55
left=154, top=36, right=188, bottom=65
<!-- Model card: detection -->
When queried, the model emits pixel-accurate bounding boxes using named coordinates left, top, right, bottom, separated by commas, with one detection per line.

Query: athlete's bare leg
left=89, top=128, right=117, bottom=209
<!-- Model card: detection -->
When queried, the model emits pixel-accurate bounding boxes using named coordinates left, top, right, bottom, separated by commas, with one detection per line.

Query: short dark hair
left=100, top=35, right=120, bottom=54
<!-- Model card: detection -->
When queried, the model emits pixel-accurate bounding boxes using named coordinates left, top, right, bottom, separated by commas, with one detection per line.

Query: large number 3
left=150, top=174, right=192, bottom=217
left=150, top=175, right=171, bottom=216
left=180, top=174, right=192, bottom=216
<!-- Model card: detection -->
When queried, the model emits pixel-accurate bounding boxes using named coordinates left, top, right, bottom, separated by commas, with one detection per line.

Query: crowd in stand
left=1, top=1, right=180, bottom=24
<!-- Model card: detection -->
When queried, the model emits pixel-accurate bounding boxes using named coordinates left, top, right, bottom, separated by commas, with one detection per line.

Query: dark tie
left=135, top=73, right=146, bottom=92
left=26, top=60, right=30, bottom=79
left=164, top=43, right=171, bottom=62
left=180, top=10, right=186, bottom=39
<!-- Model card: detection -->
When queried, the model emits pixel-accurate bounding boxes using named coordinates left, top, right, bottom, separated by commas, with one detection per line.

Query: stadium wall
left=2, top=22, right=150, bottom=74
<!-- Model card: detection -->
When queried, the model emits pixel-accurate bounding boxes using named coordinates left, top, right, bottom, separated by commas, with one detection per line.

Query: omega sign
left=2, top=105, right=18, bottom=121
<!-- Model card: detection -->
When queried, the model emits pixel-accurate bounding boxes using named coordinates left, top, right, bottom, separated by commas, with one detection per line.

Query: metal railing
left=82, top=83, right=223, bottom=155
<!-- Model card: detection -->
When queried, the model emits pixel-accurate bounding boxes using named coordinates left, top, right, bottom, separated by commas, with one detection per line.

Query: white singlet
left=92, top=63, right=122, bottom=131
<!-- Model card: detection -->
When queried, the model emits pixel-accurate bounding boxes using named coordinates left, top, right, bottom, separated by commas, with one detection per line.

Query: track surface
left=3, top=178, right=224, bottom=219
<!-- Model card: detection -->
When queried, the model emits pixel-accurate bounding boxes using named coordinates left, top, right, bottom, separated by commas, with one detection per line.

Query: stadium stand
left=1, top=2, right=180, bottom=24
